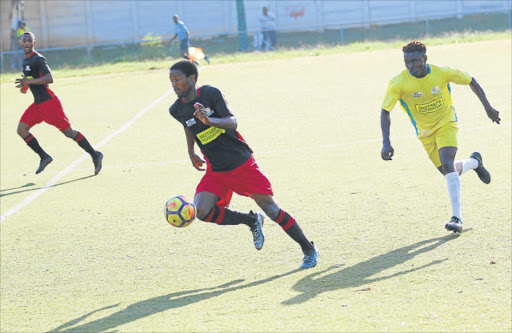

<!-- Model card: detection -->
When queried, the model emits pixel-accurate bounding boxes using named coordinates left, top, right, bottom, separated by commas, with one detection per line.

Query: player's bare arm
left=184, top=127, right=205, bottom=171
left=15, top=72, right=53, bottom=89
left=380, top=109, right=394, bottom=160
left=193, top=102, right=237, bottom=130
left=469, top=78, right=500, bottom=124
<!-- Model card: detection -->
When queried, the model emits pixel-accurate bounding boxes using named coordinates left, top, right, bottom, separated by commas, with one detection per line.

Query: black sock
left=203, top=205, right=255, bottom=226
left=74, top=132, right=97, bottom=158
left=24, top=134, right=49, bottom=159
left=273, top=209, right=313, bottom=252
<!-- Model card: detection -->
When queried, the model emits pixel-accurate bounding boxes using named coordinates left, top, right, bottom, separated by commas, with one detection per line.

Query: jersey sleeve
left=442, top=66, right=472, bottom=85
left=381, top=80, right=400, bottom=112
left=210, top=87, right=233, bottom=117
left=35, top=55, right=51, bottom=76
left=169, top=100, right=185, bottom=126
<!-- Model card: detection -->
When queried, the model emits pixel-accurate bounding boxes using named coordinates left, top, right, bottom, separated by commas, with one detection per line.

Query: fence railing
left=2, top=9, right=510, bottom=74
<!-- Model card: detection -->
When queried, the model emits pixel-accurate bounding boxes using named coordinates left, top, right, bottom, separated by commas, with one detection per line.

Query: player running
left=15, top=32, right=103, bottom=175
left=168, top=60, right=319, bottom=269
left=380, top=40, right=500, bottom=233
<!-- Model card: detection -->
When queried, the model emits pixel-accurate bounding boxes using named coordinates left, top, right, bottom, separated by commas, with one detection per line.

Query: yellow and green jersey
left=381, top=64, right=472, bottom=137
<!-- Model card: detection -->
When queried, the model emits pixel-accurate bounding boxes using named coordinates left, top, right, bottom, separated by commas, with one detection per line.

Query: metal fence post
left=87, top=47, right=92, bottom=63
left=426, top=17, right=430, bottom=36
left=340, top=25, right=344, bottom=44
left=508, top=10, right=511, bottom=30
left=1, top=53, right=4, bottom=73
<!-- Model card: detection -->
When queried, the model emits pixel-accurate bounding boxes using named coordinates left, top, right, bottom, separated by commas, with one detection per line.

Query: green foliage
left=1, top=31, right=509, bottom=84
left=141, top=33, right=163, bottom=48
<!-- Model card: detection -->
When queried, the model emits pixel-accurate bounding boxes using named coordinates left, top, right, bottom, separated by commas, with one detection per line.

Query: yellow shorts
left=419, top=122, right=458, bottom=168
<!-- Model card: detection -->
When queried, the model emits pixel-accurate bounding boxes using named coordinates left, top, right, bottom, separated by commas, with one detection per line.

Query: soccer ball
left=164, top=195, right=196, bottom=228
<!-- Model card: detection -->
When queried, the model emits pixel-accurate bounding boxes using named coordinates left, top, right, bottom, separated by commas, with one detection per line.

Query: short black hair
left=20, top=31, right=35, bottom=40
left=170, top=60, right=198, bottom=80
left=402, top=40, right=426, bottom=53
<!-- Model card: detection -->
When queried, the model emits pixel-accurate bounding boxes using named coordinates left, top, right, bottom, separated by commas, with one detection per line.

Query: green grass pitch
left=1, top=39, right=510, bottom=332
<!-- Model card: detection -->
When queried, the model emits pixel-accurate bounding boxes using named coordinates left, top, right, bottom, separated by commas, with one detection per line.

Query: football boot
left=470, top=152, right=490, bottom=184
left=300, top=241, right=319, bottom=269
left=445, top=216, right=463, bottom=233
left=93, top=151, right=103, bottom=175
left=35, top=155, right=53, bottom=174
left=249, top=211, right=265, bottom=250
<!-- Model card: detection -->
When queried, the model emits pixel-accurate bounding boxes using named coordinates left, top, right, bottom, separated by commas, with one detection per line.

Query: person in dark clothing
left=168, top=60, right=318, bottom=269
left=15, top=32, right=103, bottom=175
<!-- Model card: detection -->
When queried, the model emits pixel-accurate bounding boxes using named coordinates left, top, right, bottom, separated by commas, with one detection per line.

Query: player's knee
left=62, top=127, right=76, bottom=139
left=196, top=204, right=213, bottom=221
left=17, top=125, right=29, bottom=138
left=441, top=161, right=456, bottom=174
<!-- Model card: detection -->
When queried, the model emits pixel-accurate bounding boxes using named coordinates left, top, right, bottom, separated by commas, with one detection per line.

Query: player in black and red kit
left=14, top=32, right=103, bottom=175
left=169, top=60, right=319, bottom=269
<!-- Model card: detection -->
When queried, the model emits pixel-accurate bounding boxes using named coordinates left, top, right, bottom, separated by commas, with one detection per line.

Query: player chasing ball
left=380, top=40, right=500, bottom=233
left=15, top=32, right=103, bottom=175
left=168, top=60, right=319, bottom=269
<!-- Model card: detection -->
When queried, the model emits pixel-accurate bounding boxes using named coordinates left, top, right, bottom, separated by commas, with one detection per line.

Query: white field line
left=0, top=90, right=173, bottom=223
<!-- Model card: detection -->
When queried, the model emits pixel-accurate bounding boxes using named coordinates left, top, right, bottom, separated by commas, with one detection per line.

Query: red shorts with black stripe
left=20, top=93, right=71, bottom=131
left=195, top=155, right=273, bottom=206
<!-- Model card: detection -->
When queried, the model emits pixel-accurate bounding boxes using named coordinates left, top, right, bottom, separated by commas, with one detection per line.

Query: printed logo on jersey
left=25, top=65, right=31, bottom=71
left=411, top=91, right=423, bottom=98
left=185, top=118, right=196, bottom=127
left=419, top=129, right=432, bottom=137
left=431, top=86, right=441, bottom=94
left=196, top=126, right=225, bottom=145
left=415, top=97, right=444, bottom=114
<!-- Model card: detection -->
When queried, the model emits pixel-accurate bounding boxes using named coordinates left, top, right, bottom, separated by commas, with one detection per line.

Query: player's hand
left=486, top=107, right=501, bottom=124
left=381, top=143, right=394, bottom=161
left=190, top=153, right=206, bottom=171
left=193, top=102, right=211, bottom=125
left=15, top=75, right=29, bottom=89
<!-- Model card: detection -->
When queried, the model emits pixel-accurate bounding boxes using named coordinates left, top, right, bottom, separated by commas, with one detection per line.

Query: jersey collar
left=180, top=86, right=201, bottom=104
left=409, top=64, right=431, bottom=77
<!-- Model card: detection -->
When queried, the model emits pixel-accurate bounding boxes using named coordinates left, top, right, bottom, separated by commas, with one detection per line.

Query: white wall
left=1, top=0, right=510, bottom=51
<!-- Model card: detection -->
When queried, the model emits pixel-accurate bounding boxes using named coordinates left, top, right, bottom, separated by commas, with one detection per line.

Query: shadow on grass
left=49, top=269, right=301, bottom=332
left=0, top=175, right=95, bottom=198
left=283, top=230, right=472, bottom=305
left=0, top=182, right=36, bottom=192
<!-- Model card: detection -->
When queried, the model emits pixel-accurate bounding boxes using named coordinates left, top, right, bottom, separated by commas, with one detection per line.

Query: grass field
left=1, top=38, right=511, bottom=332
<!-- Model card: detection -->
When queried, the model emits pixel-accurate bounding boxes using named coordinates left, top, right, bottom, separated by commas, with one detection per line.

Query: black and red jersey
left=169, top=85, right=253, bottom=172
left=22, top=51, right=54, bottom=104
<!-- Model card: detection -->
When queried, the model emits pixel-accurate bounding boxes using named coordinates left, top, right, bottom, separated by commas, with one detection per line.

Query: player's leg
left=252, top=193, right=318, bottom=269
left=61, top=126, right=102, bottom=174
left=439, top=146, right=463, bottom=232
left=436, top=124, right=464, bottom=233
left=195, top=175, right=264, bottom=250
left=422, top=124, right=463, bottom=232
left=44, top=95, right=103, bottom=175
left=18, top=104, right=53, bottom=174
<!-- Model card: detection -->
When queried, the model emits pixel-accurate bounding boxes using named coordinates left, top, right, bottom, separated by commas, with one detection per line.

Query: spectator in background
left=170, top=14, right=190, bottom=59
left=258, top=6, right=277, bottom=51
left=16, top=20, right=29, bottom=38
